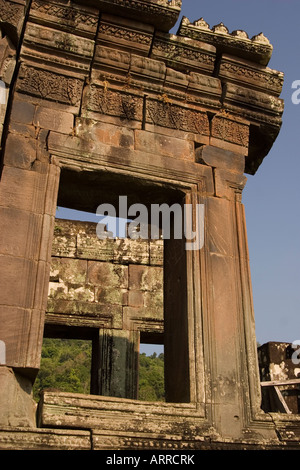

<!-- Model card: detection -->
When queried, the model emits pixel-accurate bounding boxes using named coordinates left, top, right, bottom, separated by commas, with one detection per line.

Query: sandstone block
left=10, top=99, right=35, bottom=125
left=0, top=367, right=36, bottom=427
left=34, top=106, right=74, bottom=134
left=128, top=264, right=163, bottom=292
left=0, top=165, right=47, bottom=213
left=4, top=133, right=36, bottom=169
left=196, top=145, right=245, bottom=173
left=0, top=206, right=43, bottom=259
left=76, top=119, right=134, bottom=148
left=214, top=168, right=247, bottom=200
left=0, top=304, right=43, bottom=370
left=206, top=198, right=235, bottom=257
left=0, top=255, right=37, bottom=309
left=128, top=290, right=144, bottom=308
left=135, top=130, right=194, bottom=160
left=87, top=261, right=128, bottom=289
left=50, top=258, right=88, bottom=285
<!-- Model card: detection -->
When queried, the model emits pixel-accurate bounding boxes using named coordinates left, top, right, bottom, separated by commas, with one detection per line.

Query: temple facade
left=0, top=0, right=299, bottom=450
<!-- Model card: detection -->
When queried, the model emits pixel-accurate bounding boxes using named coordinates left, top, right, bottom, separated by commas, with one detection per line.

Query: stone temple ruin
left=0, top=0, right=299, bottom=450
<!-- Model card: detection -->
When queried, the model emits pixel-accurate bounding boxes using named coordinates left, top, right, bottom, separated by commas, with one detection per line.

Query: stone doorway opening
left=43, top=165, right=194, bottom=403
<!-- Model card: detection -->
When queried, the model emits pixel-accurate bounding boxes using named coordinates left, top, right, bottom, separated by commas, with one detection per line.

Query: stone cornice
left=73, top=0, right=182, bottom=32
left=178, top=17, right=273, bottom=66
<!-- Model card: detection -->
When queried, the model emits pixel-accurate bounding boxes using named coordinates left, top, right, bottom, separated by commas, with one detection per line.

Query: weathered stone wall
left=47, top=218, right=163, bottom=332
left=45, top=218, right=164, bottom=399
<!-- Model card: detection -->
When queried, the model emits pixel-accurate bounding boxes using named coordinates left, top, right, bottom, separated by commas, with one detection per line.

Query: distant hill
left=33, top=338, right=165, bottom=402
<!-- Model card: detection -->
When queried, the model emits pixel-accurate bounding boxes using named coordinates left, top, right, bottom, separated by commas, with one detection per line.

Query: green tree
left=33, top=338, right=92, bottom=400
left=34, top=340, right=165, bottom=402
left=138, top=352, right=165, bottom=401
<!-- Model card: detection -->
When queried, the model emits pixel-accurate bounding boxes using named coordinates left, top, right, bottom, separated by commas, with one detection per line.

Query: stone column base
left=0, top=366, right=37, bottom=427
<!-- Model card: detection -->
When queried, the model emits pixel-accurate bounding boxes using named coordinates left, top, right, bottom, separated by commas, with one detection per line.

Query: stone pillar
left=95, top=329, right=139, bottom=399
left=200, top=144, right=267, bottom=439
left=0, top=154, right=60, bottom=425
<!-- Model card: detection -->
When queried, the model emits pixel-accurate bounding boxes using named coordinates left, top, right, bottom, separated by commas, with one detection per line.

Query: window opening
left=139, top=340, right=165, bottom=402
left=44, top=167, right=191, bottom=403
left=33, top=336, right=92, bottom=401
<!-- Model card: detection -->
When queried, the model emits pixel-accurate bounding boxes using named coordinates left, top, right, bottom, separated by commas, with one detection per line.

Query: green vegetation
left=139, top=352, right=165, bottom=402
left=33, top=338, right=165, bottom=402
left=33, top=338, right=92, bottom=400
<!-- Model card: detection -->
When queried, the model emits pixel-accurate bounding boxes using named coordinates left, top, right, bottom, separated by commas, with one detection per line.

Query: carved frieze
left=85, top=84, right=143, bottom=121
left=16, top=63, right=83, bottom=106
left=94, top=45, right=131, bottom=74
left=211, top=114, right=249, bottom=148
left=97, top=16, right=154, bottom=56
left=151, top=33, right=215, bottom=74
left=223, top=83, right=284, bottom=126
left=87, top=0, right=181, bottom=32
left=21, top=22, right=95, bottom=76
left=0, top=0, right=26, bottom=45
left=218, top=54, right=284, bottom=97
left=29, top=0, right=99, bottom=39
left=146, top=97, right=210, bottom=135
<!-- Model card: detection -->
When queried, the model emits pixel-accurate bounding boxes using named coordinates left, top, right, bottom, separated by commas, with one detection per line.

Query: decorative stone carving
left=16, top=64, right=83, bottom=106
left=0, top=0, right=26, bottom=45
left=218, top=54, right=284, bottom=97
left=146, top=97, right=210, bottom=135
left=29, top=0, right=99, bottom=39
left=178, top=16, right=273, bottom=65
left=152, top=32, right=216, bottom=74
left=87, top=0, right=181, bottom=32
left=97, top=15, right=154, bottom=56
left=210, top=114, right=249, bottom=149
left=22, top=23, right=95, bottom=75
left=85, top=84, right=143, bottom=121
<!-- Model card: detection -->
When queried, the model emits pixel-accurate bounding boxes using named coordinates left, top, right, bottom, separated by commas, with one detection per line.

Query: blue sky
left=175, top=0, right=300, bottom=346
left=58, top=0, right=300, bottom=350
